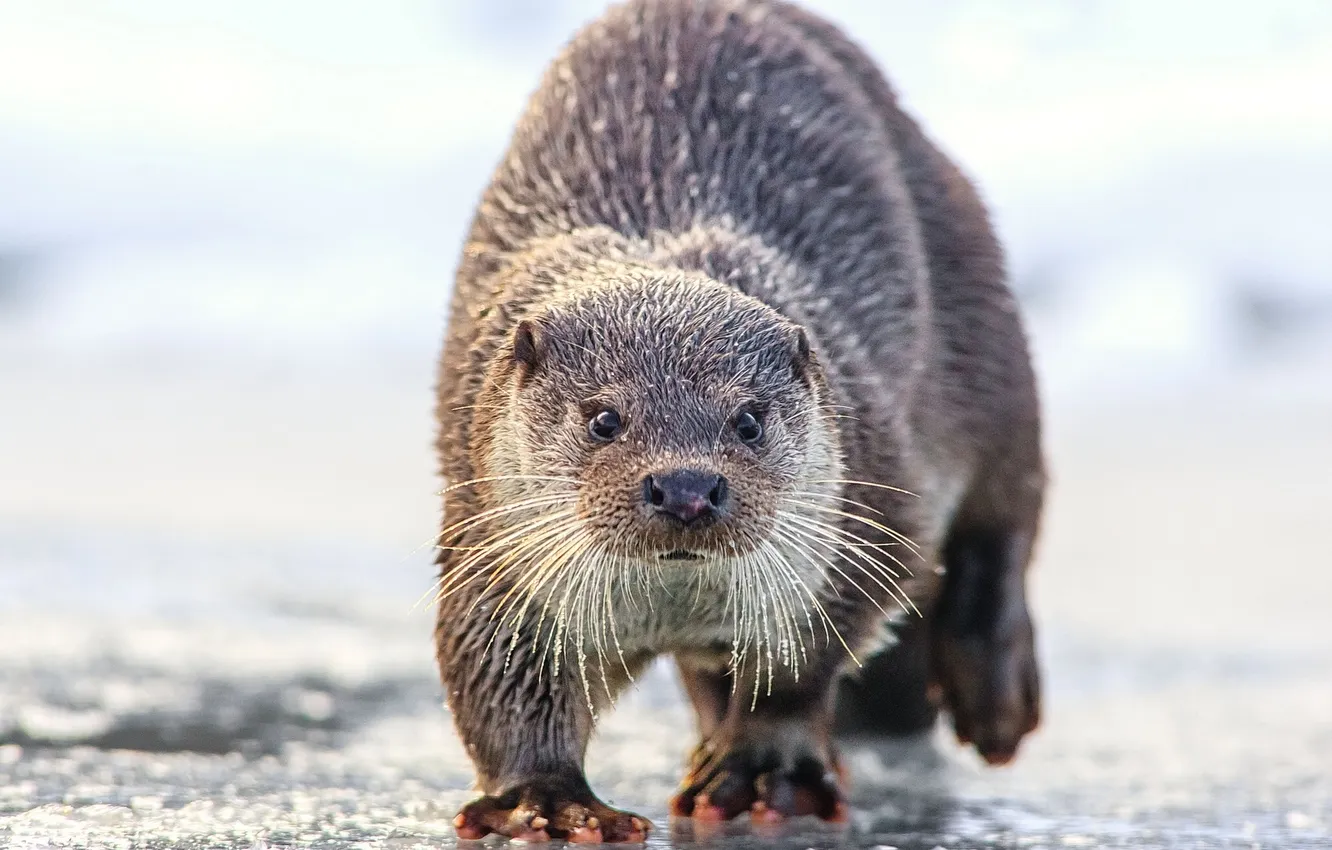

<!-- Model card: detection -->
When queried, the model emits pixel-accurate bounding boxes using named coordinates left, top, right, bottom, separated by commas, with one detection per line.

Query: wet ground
left=2, top=362, right=1330, bottom=849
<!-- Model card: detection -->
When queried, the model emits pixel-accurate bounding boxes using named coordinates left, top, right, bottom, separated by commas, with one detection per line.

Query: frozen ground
left=2, top=357, right=1330, bottom=849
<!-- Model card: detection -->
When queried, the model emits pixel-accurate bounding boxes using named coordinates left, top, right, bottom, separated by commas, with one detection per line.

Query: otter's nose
left=644, top=470, right=728, bottom=525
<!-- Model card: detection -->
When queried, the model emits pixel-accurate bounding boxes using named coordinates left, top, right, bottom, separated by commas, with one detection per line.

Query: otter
left=433, top=0, right=1045, bottom=842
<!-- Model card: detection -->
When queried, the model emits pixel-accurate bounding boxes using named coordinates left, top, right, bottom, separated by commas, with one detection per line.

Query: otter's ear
left=790, top=326, right=813, bottom=381
left=512, top=319, right=542, bottom=370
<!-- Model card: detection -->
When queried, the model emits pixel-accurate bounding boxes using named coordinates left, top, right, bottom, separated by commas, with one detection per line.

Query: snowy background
left=1, top=1, right=1330, bottom=847
left=3, top=0, right=1331, bottom=393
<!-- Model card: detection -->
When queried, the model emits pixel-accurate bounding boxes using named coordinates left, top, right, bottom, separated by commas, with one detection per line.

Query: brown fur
left=433, top=0, right=1045, bottom=841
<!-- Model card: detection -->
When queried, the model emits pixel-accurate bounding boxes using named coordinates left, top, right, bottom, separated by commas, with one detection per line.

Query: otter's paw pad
left=453, top=780, right=649, bottom=843
left=934, top=621, right=1041, bottom=766
left=669, top=749, right=845, bottom=824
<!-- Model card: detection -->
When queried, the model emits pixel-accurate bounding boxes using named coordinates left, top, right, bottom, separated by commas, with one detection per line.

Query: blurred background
left=1, top=1, right=1329, bottom=847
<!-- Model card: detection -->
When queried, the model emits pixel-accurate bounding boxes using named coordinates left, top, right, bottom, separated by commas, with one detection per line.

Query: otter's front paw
left=933, top=613, right=1041, bottom=766
left=669, top=739, right=847, bottom=824
left=453, top=776, right=650, bottom=843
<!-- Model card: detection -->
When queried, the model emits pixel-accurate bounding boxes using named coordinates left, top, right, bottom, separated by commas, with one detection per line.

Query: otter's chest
left=595, top=565, right=738, bottom=654
left=548, top=553, right=834, bottom=666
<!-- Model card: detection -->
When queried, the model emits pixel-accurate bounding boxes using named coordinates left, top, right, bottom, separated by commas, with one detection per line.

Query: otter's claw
left=453, top=778, right=649, bottom=843
left=670, top=742, right=847, bottom=824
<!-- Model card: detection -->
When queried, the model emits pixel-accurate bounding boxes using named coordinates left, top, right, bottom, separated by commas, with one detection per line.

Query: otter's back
left=443, top=0, right=1040, bottom=510
left=454, top=0, right=932, bottom=371
left=760, top=1, right=1040, bottom=481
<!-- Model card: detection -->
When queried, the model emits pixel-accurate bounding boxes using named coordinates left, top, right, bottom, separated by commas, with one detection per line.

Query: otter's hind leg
left=931, top=520, right=1041, bottom=765
left=832, top=498, right=1043, bottom=765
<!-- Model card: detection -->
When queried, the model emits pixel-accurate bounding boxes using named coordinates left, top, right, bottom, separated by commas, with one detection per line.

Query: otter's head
left=477, top=269, right=843, bottom=568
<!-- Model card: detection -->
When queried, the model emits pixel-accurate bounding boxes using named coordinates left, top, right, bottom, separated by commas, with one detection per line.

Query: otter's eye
left=588, top=409, right=622, bottom=442
left=735, top=411, right=763, bottom=445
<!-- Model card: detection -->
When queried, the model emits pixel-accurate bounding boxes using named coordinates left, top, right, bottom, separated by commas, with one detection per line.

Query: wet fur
left=434, top=0, right=1044, bottom=838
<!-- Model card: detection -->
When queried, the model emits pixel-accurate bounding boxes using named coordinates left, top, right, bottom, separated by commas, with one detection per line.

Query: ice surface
left=3, top=375, right=1330, bottom=848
